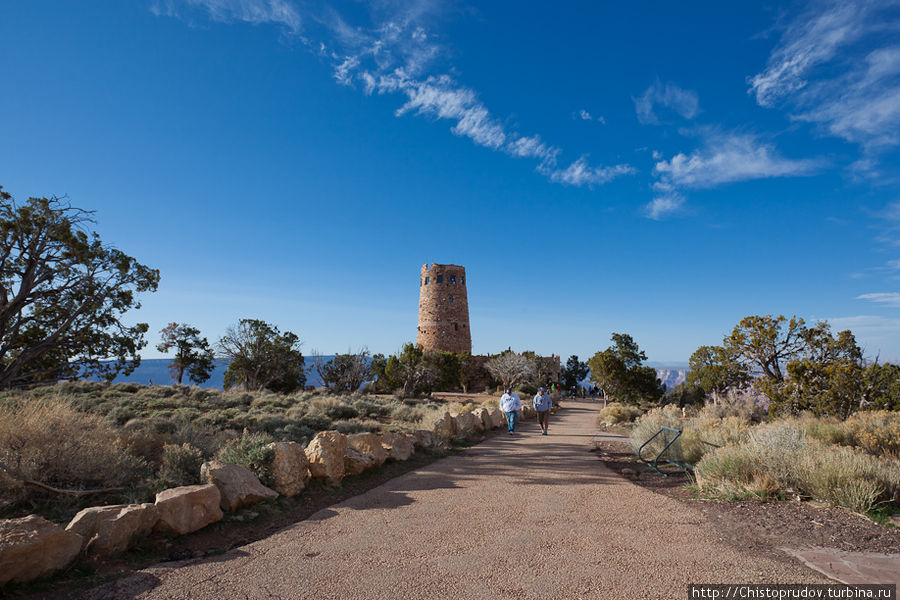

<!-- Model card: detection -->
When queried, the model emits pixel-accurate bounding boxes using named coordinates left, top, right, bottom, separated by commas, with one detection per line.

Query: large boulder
left=471, top=408, right=491, bottom=431
left=432, top=412, right=456, bottom=443
left=201, top=460, right=278, bottom=512
left=344, top=446, right=378, bottom=476
left=153, top=484, right=223, bottom=535
left=381, top=431, right=414, bottom=461
left=486, top=407, right=505, bottom=429
left=66, top=503, right=158, bottom=556
left=267, top=441, right=310, bottom=497
left=0, top=515, right=82, bottom=584
left=412, top=429, right=434, bottom=449
left=347, top=432, right=388, bottom=466
left=452, top=411, right=479, bottom=439
left=305, top=431, right=348, bottom=484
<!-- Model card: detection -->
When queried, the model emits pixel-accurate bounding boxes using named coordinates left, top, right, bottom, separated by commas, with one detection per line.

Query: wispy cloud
left=653, top=129, right=820, bottom=190
left=856, top=292, right=900, bottom=307
left=634, top=80, right=700, bottom=125
left=749, top=0, right=900, bottom=154
left=543, top=157, right=636, bottom=187
left=645, top=129, right=820, bottom=219
left=151, top=0, right=302, bottom=33
left=575, top=109, right=604, bottom=124
left=644, top=195, right=684, bottom=220
left=156, top=0, right=634, bottom=189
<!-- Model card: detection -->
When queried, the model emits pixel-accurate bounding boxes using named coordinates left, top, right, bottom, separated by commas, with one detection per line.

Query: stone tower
left=416, top=263, right=471, bottom=354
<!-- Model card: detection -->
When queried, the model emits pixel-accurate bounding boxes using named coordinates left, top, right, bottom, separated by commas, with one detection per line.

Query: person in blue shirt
left=533, top=386, right=552, bottom=435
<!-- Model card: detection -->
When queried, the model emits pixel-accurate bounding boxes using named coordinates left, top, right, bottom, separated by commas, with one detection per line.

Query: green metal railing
left=638, top=426, right=689, bottom=475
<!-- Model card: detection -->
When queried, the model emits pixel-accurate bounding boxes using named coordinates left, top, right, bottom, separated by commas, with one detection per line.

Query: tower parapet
left=416, top=263, right=471, bottom=354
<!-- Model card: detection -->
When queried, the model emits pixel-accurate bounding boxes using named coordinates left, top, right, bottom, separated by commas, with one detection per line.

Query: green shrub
left=333, top=420, right=367, bottom=434
left=110, top=383, right=141, bottom=394
left=216, top=431, right=276, bottom=486
left=157, top=443, right=203, bottom=487
left=272, top=423, right=316, bottom=445
left=324, top=402, right=358, bottom=420
left=107, top=406, right=137, bottom=426
left=803, top=417, right=846, bottom=445
left=390, top=405, right=425, bottom=423
left=253, top=415, right=292, bottom=435
left=353, top=399, right=392, bottom=418
left=291, top=410, right=330, bottom=431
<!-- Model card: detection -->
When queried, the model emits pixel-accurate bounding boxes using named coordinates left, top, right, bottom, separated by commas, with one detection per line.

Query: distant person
left=499, top=387, right=522, bottom=435
left=533, top=386, right=552, bottom=435
left=590, top=384, right=596, bottom=401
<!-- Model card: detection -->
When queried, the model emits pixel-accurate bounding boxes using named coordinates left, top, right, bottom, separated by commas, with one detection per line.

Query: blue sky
left=2, top=0, right=899, bottom=364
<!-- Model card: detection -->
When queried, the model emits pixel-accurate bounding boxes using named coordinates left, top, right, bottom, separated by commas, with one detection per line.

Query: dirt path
left=81, top=400, right=826, bottom=600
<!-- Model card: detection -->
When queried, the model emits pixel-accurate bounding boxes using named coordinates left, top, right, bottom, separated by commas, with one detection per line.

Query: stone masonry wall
left=417, top=263, right=471, bottom=354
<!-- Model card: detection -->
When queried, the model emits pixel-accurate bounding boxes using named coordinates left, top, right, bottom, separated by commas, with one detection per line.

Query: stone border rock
left=0, top=407, right=503, bottom=587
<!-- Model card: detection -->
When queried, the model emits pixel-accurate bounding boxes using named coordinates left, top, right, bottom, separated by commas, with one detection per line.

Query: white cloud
left=856, top=292, right=900, bottom=307
left=506, top=134, right=560, bottom=166
left=156, top=0, right=633, bottom=189
left=644, top=195, right=684, bottom=220
left=576, top=109, right=605, bottom=124
left=634, top=80, right=700, bottom=125
left=392, top=74, right=508, bottom=149
left=749, top=1, right=900, bottom=153
left=151, top=0, right=302, bottom=32
left=653, top=129, right=820, bottom=190
left=543, top=157, right=636, bottom=187
left=333, top=55, right=359, bottom=85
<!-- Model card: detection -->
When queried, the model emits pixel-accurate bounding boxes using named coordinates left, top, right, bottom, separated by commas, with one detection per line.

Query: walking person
left=499, top=387, right=522, bottom=434
left=533, top=386, right=552, bottom=435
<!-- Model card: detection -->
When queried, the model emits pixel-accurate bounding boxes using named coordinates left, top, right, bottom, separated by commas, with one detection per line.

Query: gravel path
left=81, top=400, right=826, bottom=600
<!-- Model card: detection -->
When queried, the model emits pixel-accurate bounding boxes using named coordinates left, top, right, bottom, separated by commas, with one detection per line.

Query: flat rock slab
left=784, top=547, right=900, bottom=586
left=83, top=401, right=830, bottom=600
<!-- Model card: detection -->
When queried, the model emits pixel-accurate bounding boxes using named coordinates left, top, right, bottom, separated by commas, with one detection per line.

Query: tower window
left=436, top=275, right=443, bottom=284
left=450, top=275, right=456, bottom=284
left=454, top=323, right=458, bottom=331
left=449, top=296, right=454, bottom=303
left=461, top=277, right=465, bottom=285
left=425, top=276, right=430, bottom=285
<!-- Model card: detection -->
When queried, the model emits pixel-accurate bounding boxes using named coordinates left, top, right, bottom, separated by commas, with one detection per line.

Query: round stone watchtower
left=416, top=263, right=471, bottom=354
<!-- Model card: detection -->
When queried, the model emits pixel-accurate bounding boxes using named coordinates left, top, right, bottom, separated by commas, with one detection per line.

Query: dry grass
left=0, top=398, right=147, bottom=496
left=695, top=421, right=900, bottom=513
left=629, top=405, right=751, bottom=464
left=843, top=410, right=900, bottom=458
left=598, top=402, right=643, bottom=426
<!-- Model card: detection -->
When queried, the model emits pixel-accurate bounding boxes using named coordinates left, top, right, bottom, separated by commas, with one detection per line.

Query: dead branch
left=0, top=461, right=125, bottom=497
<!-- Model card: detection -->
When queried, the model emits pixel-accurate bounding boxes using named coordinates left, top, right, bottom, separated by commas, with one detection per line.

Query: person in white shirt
left=533, top=386, right=552, bottom=435
left=499, top=387, right=522, bottom=434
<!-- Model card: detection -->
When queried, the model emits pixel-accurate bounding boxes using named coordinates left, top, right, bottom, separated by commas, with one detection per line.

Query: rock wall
left=0, top=405, right=510, bottom=587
